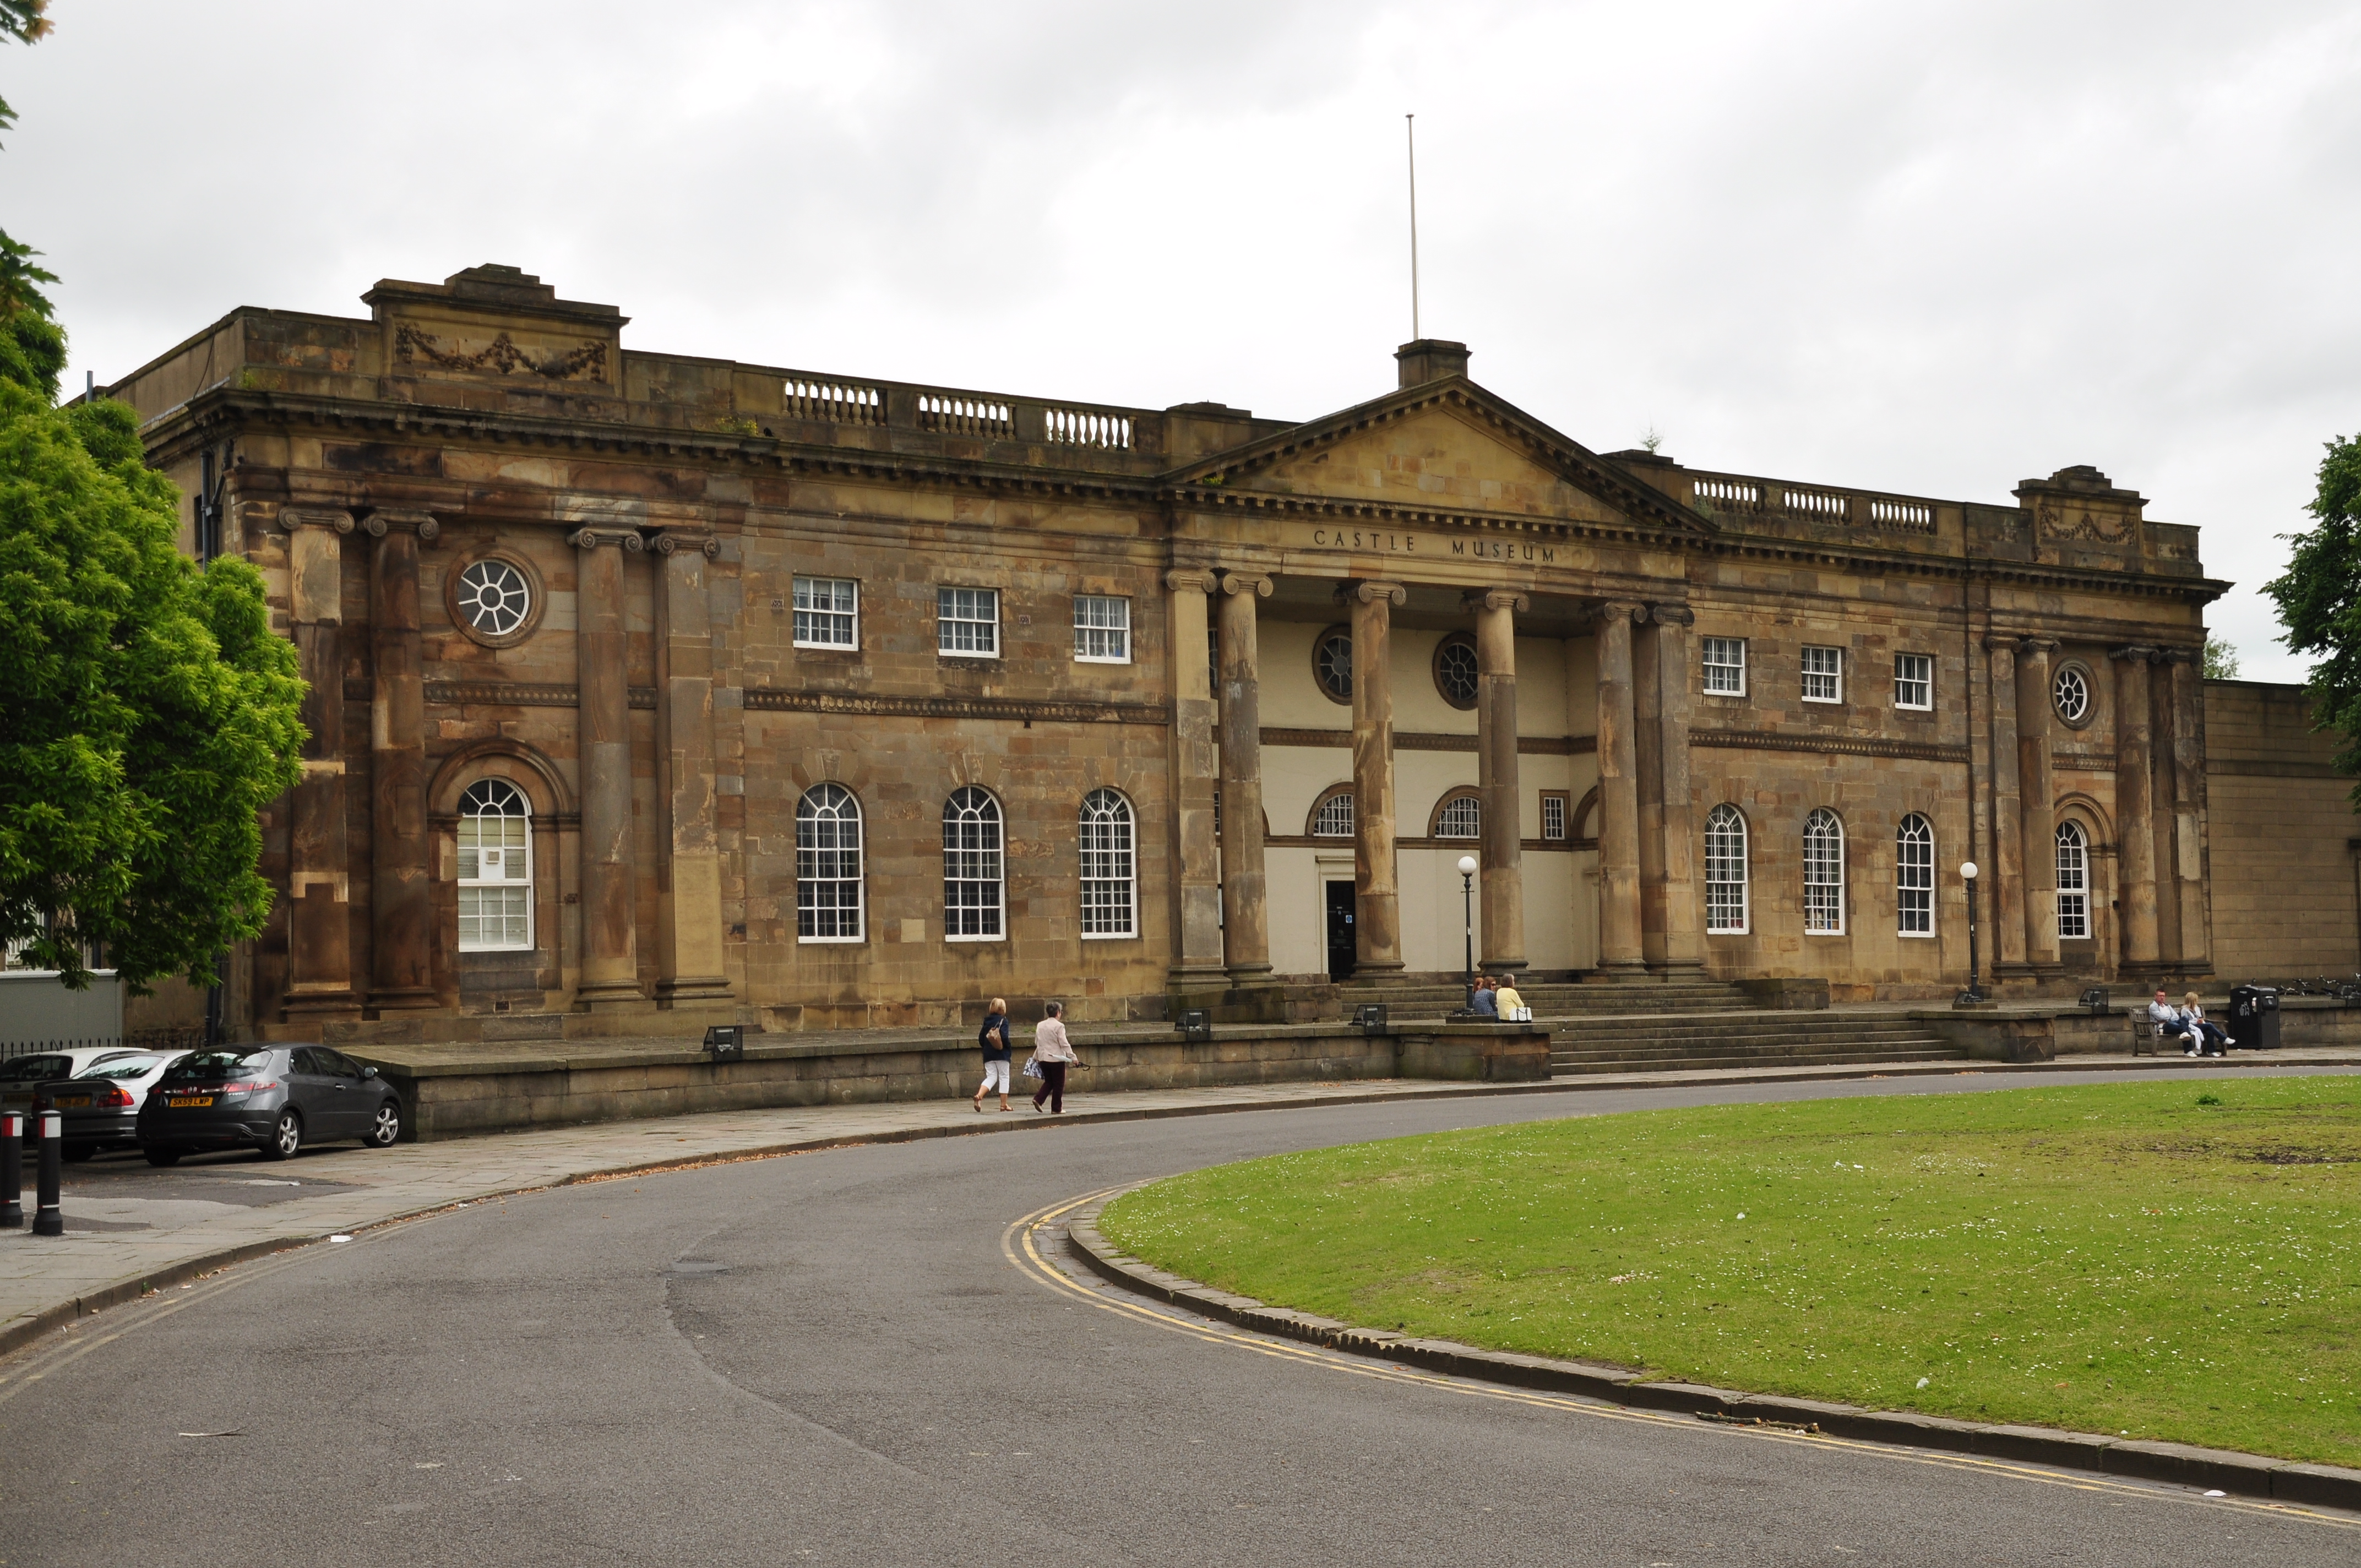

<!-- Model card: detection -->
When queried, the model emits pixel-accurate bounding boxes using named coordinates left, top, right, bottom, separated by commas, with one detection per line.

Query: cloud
left=7, top=0, right=2354, bottom=676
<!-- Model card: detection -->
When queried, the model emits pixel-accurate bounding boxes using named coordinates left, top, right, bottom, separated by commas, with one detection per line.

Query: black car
left=136, top=1045, right=403, bottom=1166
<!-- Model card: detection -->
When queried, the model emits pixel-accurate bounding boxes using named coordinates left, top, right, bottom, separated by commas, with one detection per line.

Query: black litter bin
left=2228, top=985, right=2281, bottom=1051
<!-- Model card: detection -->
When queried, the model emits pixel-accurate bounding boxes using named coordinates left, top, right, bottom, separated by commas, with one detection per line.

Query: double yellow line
left=1002, top=1187, right=2358, bottom=1534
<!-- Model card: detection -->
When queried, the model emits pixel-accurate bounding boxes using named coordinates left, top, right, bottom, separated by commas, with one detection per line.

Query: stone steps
left=1340, top=979, right=1756, bottom=1016
left=1546, top=1010, right=1966, bottom=1075
left=1552, top=1046, right=1965, bottom=1076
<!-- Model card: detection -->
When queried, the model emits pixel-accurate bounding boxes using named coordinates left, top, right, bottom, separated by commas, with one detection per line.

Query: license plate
left=168, top=1096, right=214, bottom=1109
left=56, top=1096, right=90, bottom=1108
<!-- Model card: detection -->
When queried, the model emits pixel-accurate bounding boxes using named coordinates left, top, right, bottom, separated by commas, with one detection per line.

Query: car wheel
left=260, top=1109, right=302, bottom=1162
left=61, top=1142, right=96, bottom=1163
left=363, top=1100, right=402, bottom=1148
left=143, top=1147, right=181, bottom=1168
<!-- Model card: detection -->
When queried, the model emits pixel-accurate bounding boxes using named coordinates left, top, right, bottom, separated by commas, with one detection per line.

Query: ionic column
left=2112, top=645, right=2161, bottom=968
left=573, top=527, right=645, bottom=1008
left=2015, top=638, right=2061, bottom=968
left=1646, top=604, right=1702, bottom=972
left=1164, top=569, right=1226, bottom=986
left=1216, top=571, right=1273, bottom=983
left=652, top=530, right=731, bottom=1006
left=2164, top=647, right=2210, bottom=968
left=1983, top=635, right=2027, bottom=971
left=281, top=509, right=359, bottom=1018
left=1593, top=602, right=1644, bottom=977
left=367, top=509, right=438, bottom=1011
left=1471, top=589, right=1529, bottom=972
left=1350, top=580, right=1408, bottom=973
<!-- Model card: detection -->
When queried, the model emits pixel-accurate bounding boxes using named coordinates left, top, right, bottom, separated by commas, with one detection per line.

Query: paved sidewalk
left=7, top=1048, right=2357, bottom=1359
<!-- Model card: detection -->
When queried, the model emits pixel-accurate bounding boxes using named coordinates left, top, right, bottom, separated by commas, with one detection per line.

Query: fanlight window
left=1079, top=788, right=1136, bottom=938
left=1705, top=804, right=1748, bottom=934
left=2054, top=665, right=2091, bottom=723
left=2057, top=821, right=2090, bottom=939
left=456, top=779, right=532, bottom=951
left=1313, top=627, right=1354, bottom=703
left=796, top=784, right=864, bottom=941
left=1313, top=791, right=1355, bottom=838
left=943, top=787, right=1005, bottom=939
left=455, top=559, right=532, bottom=638
left=1896, top=813, right=1934, bottom=936
left=1435, top=794, right=1482, bottom=839
left=1804, top=808, right=1846, bottom=934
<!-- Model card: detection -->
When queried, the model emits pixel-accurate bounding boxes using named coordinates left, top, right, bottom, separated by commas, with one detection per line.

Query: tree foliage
left=2202, top=633, right=2240, bottom=681
left=2264, top=434, right=2361, bottom=805
left=0, top=0, right=51, bottom=142
left=0, top=374, right=306, bottom=988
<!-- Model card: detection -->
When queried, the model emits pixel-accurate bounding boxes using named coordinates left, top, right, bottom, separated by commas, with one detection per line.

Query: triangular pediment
left=1166, top=377, right=1710, bottom=534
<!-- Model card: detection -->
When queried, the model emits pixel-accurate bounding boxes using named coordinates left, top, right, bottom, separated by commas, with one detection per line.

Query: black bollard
left=1, top=1110, right=21, bottom=1228
left=32, top=1111, right=63, bottom=1237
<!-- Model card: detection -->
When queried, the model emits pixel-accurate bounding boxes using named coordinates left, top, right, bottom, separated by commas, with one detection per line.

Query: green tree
left=0, top=344, right=306, bottom=989
left=0, top=1, right=55, bottom=143
left=2202, top=633, right=2240, bottom=680
left=2264, top=433, right=2361, bottom=803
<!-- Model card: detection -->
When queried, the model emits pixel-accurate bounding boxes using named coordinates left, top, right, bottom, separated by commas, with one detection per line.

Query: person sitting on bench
left=2148, top=988, right=2193, bottom=1052
left=2182, top=990, right=2227, bottom=1057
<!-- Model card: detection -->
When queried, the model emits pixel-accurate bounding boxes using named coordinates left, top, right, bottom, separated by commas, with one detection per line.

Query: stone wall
left=2206, top=681, right=2359, bottom=980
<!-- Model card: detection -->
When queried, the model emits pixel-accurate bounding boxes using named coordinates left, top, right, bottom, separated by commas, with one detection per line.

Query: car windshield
left=1, top=1055, right=73, bottom=1084
left=162, top=1050, right=273, bottom=1082
left=77, top=1057, right=164, bottom=1081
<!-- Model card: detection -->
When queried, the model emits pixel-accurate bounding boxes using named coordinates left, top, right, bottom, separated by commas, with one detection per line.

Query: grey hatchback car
left=135, top=1046, right=402, bottom=1165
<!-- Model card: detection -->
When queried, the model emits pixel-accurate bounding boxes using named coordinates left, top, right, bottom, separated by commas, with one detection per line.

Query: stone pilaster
left=651, top=530, right=731, bottom=1006
left=1471, top=588, right=1528, bottom=972
left=1646, top=604, right=1702, bottom=972
left=366, top=509, right=438, bottom=1011
left=2164, top=647, right=2211, bottom=970
left=573, top=526, right=645, bottom=1009
left=2014, top=638, right=2061, bottom=971
left=2112, top=645, right=2161, bottom=968
left=1984, top=635, right=2026, bottom=972
left=1163, top=569, right=1225, bottom=986
left=1216, top=570, right=1273, bottom=983
left=1593, top=602, right=1645, bottom=977
left=280, top=508, right=360, bottom=1019
left=1350, top=580, right=1408, bottom=973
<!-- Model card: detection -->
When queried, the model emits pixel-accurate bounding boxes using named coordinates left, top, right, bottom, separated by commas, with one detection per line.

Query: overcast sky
left=8, top=1, right=2355, bottom=679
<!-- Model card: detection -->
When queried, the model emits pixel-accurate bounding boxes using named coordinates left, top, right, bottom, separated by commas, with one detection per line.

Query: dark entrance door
left=1324, top=881, right=1357, bottom=982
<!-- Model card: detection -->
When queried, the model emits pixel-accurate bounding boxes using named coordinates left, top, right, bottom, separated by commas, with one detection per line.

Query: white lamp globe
left=1456, top=855, right=1479, bottom=876
left=1960, top=861, right=1979, bottom=880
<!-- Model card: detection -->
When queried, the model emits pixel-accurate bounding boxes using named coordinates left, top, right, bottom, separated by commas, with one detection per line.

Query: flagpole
left=1406, top=113, right=1421, bottom=340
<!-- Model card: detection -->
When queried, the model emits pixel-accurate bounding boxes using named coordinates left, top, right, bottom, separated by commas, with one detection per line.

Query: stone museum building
left=98, top=264, right=2359, bottom=1040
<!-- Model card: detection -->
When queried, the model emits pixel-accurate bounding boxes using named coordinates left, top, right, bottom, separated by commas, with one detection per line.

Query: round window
left=1313, top=626, right=1354, bottom=704
left=2053, top=663, right=2091, bottom=725
left=1434, top=634, right=1479, bottom=710
left=456, top=558, right=532, bottom=638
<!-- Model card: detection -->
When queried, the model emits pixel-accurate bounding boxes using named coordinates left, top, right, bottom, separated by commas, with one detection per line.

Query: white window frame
left=943, top=787, right=1006, bottom=940
left=1804, top=807, right=1846, bottom=935
left=1073, top=595, right=1131, bottom=663
left=1893, top=652, right=1933, bottom=711
left=795, top=783, right=866, bottom=943
left=1705, top=804, right=1749, bottom=935
left=1312, top=790, right=1354, bottom=838
left=2057, top=821, right=2090, bottom=940
left=1541, top=794, right=1567, bottom=842
left=2054, top=665, right=2091, bottom=725
left=1435, top=794, right=1482, bottom=840
left=1897, top=813, right=1934, bottom=937
left=456, top=779, right=534, bottom=952
left=938, top=587, right=1001, bottom=658
left=1079, top=788, right=1137, bottom=939
left=1701, top=636, right=1748, bottom=697
left=793, top=576, right=859, bottom=650
left=1801, top=645, right=1843, bottom=704
left=454, top=558, right=533, bottom=638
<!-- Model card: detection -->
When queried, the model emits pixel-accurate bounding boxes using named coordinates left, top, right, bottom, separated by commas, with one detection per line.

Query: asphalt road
left=2, top=1069, right=2353, bottom=1566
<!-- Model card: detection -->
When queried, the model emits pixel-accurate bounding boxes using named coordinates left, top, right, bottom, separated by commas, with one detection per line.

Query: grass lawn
left=1099, top=1079, right=2361, bottom=1465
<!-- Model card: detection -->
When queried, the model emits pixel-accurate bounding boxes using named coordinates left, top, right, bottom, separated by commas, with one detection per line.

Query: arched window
left=456, top=779, right=532, bottom=951
left=1705, top=804, right=1748, bottom=934
left=2057, top=821, right=2090, bottom=939
left=1079, top=788, right=1136, bottom=938
left=943, top=787, right=1005, bottom=940
left=1311, top=788, right=1354, bottom=838
left=1896, top=813, right=1934, bottom=937
left=1433, top=792, right=1482, bottom=839
left=796, top=784, right=864, bottom=941
left=1804, top=808, right=1846, bottom=934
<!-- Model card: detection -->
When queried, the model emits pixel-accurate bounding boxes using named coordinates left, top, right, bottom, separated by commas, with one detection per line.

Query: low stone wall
left=1930, top=996, right=2361, bottom=1062
left=360, top=1022, right=1551, bottom=1141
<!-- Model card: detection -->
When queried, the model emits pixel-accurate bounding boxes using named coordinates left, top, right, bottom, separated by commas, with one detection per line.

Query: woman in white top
left=1028, top=1001, right=1080, bottom=1114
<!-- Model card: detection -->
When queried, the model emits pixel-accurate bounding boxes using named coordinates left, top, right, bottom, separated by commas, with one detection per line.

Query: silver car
left=32, top=1052, right=192, bottom=1161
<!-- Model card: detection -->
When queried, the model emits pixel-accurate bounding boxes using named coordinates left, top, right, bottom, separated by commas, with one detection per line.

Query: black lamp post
left=1457, top=853, right=1478, bottom=1007
left=1957, top=859, right=1985, bottom=1006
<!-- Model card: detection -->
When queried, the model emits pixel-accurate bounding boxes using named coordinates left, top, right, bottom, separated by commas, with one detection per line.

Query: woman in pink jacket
left=1028, top=1000, right=1080, bottom=1114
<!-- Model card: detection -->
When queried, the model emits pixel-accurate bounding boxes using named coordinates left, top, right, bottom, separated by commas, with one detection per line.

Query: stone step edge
left=1062, top=1200, right=2361, bottom=1513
